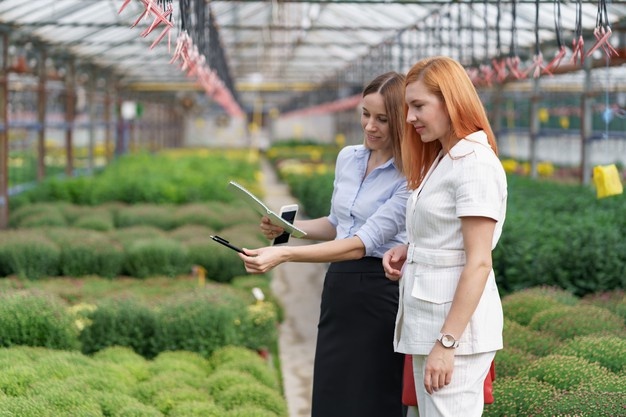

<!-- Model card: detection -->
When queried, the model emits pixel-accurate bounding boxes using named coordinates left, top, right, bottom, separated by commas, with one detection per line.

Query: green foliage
left=205, top=370, right=261, bottom=397
left=517, top=354, right=613, bottom=390
left=501, top=286, right=578, bottom=326
left=503, top=319, right=560, bottom=357
left=168, top=401, right=225, bottom=417
left=493, top=175, right=626, bottom=296
left=123, top=237, right=190, bottom=278
left=218, top=359, right=280, bottom=391
left=151, top=350, right=211, bottom=375
left=79, top=298, right=158, bottom=358
left=152, top=291, right=248, bottom=357
left=169, top=224, right=216, bottom=241
left=555, top=335, right=626, bottom=373
left=73, top=209, right=116, bottom=231
left=283, top=171, right=334, bottom=218
left=582, top=289, right=626, bottom=324
left=235, top=302, right=279, bottom=351
left=10, top=151, right=260, bottom=208
left=92, top=346, right=151, bottom=381
left=109, top=226, right=166, bottom=249
left=0, top=231, right=60, bottom=279
left=45, top=228, right=124, bottom=278
left=0, top=365, right=40, bottom=396
left=29, top=384, right=104, bottom=416
left=151, top=385, right=209, bottom=414
left=95, top=392, right=161, bottom=417
left=482, top=376, right=558, bottom=417
left=215, top=383, right=287, bottom=416
left=494, top=347, right=535, bottom=378
left=226, top=406, right=280, bottom=417
left=231, top=274, right=284, bottom=323
left=0, top=344, right=277, bottom=417
left=0, top=395, right=50, bottom=417
left=209, top=345, right=267, bottom=369
left=8, top=203, right=68, bottom=228
left=528, top=305, right=626, bottom=340
left=530, top=390, right=626, bottom=416
left=0, top=291, right=79, bottom=350
left=115, top=204, right=178, bottom=230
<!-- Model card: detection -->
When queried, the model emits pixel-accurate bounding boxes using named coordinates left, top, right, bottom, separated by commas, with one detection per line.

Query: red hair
left=401, top=56, right=498, bottom=190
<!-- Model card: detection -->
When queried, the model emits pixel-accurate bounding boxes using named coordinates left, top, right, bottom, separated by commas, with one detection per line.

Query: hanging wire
left=543, top=0, right=566, bottom=75
left=603, top=54, right=611, bottom=139
left=506, top=0, right=525, bottom=79
left=586, top=0, right=618, bottom=59
left=571, top=0, right=584, bottom=65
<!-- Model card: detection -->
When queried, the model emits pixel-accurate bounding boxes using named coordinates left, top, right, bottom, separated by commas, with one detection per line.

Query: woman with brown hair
left=241, top=71, right=409, bottom=416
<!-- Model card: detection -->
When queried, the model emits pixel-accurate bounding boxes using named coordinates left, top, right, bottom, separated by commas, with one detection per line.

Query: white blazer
left=394, top=131, right=508, bottom=356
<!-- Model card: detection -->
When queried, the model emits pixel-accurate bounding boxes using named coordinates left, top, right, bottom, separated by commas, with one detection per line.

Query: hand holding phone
left=273, top=204, right=298, bottom=245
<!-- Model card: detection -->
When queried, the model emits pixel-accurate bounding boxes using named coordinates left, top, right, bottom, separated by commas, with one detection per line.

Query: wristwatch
left=437, top=333, right=459, bottom=349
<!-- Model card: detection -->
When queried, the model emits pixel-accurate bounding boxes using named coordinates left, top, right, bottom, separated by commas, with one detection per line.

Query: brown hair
left=401, top=56, right=498, bottom=190
left=362, top=71, right=406, bottom=173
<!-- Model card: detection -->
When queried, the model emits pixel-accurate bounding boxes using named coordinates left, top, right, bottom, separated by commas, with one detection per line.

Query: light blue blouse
left=327, top=145, right=409, bottom=258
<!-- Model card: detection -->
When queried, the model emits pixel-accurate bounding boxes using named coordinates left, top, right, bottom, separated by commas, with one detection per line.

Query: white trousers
left=411, top=351, right=495, bottom=417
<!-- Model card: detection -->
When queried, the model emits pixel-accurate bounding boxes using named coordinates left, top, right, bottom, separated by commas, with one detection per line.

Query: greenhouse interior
left=0, top=1, right=625, bottom=416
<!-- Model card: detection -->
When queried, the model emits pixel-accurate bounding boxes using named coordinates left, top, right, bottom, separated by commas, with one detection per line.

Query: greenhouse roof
left=1, top=0, right=625, bottom=114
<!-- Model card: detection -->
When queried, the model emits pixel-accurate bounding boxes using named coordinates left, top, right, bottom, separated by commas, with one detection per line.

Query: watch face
left=441, top=335, right=454, bottom=347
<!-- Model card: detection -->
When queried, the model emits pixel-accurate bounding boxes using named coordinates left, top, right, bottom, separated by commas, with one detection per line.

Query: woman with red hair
left=383, top=56, right=507, bottom=417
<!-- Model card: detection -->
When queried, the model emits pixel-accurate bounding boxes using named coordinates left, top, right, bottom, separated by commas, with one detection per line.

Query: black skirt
left=311, top=257, right=404, bottom=417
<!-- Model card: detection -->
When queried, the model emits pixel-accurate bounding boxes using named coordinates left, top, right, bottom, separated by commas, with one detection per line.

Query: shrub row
left=484, top=286, right=626, bottom=416
left=0, top=345, right=286, bottom=417
left=9, top=150, right=261, bottom=210
left=9, top=201, right=260, bottom=232
left=0, top=286, right=278, bottom=359
left=0, top=223, right=265, bottom=281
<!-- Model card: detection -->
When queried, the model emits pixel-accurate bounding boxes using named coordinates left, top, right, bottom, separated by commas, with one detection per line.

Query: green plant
left=215, top=383, right=287, bottom=416
left=226, top=406, right=280, bottom=417
left=528, top=305, right=626, bottom=340
left=109, top=226, right=166, bottom=249
left=92, top=346, right=151, bottom=381
left=45, top=228, right=124, bottom=278
left=502, top=318, right=560, bottom=357
left=123, top=237, right=190, bottom=278
left=205, top=369, right=262, bottom=396
left=151, top=385, right=209, bottom=414
left=0, top=395, right=50, bottom=417
left=151, top=291, right=246, bottom=357
left=79, top=298, right=158, bottom=358
left=115, top=204, right=178, bottom=230
left=517, top=354, right=613, bottom=390
left=151, top=351, right=211, bottom=376
left=0, top=291, right=79, bottom=350
left=555, top=335, right=626, bottom=373
left=209, top=345, right=267, bottom=369
left=0, top=231, right=60, bottom=279
left=218, top=359, right=279, bottom=391
left=494, top=346, right=536, bottom=378
left=482, top=376, right=558, bottom=417
left=168, top=401, right=224, bottom=417
left=501, top=286, right=579, bottom=325
left=73, top=210, right=116, bottom=231
left=529, top=390, right=626, bottom=416
left=235, top=301, right=279, bottom=351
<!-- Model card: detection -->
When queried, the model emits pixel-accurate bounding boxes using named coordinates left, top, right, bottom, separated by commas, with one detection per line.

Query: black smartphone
left=210, top=235, right=245, bottom=254
left=273, top=204, right=298, bottom=245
